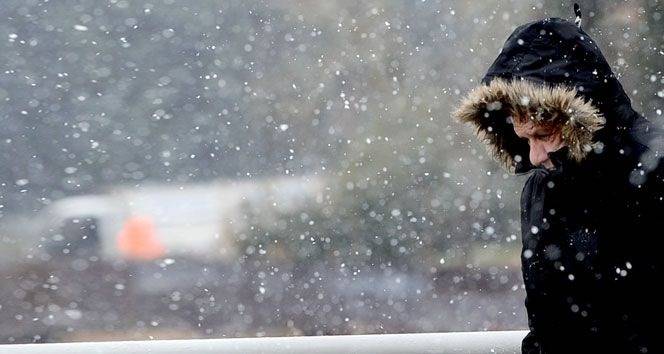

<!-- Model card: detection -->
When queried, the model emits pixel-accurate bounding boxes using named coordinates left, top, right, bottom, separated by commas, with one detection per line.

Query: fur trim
left=452, top=78, right=605, bottom=173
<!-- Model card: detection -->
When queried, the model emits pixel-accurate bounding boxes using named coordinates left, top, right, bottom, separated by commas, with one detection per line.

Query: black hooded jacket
left=454, top=17, right=663, bottom=353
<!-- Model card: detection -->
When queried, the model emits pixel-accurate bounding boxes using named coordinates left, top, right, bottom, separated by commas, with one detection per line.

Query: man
left=453, top=14, right=662, bottom=354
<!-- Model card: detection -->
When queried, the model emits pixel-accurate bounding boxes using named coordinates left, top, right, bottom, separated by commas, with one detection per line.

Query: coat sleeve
left=519, top=147, right=582, bottom=353
left=519, top=169, right=549, bottom=354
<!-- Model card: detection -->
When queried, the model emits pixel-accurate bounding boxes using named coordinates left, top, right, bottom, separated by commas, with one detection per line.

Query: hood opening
left=453, top=77, right=606, bottom=173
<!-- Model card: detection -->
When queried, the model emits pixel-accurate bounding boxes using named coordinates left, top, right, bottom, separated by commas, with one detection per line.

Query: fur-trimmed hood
left=453, top=77, right=605, bottom=173
left=453, top=17, right=639, bottom=174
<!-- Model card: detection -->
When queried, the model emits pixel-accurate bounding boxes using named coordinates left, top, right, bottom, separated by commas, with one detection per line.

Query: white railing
left=1, top=330, right=527, bottom=353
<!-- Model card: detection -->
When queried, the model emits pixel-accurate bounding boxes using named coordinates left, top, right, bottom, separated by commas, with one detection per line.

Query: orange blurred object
left=117, top=216, right=166, bottom=261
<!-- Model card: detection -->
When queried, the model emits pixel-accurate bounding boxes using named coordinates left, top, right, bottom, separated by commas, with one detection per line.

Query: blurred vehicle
left=29, top=175, right=325, bottom=263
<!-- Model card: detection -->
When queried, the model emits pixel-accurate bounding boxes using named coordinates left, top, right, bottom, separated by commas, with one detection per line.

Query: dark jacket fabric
left=454, top=17, right=663, bottom=353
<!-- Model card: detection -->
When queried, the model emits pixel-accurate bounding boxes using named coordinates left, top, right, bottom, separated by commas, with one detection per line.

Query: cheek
left=544, top=136, right=564, bottom=151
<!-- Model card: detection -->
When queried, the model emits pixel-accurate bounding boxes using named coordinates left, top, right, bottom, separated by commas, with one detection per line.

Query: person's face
left=512, top=117, right=565, bottom=170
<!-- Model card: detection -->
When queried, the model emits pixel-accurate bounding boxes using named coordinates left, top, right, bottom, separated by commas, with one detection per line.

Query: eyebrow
left=514, top=124, right=556, bottom=138
left=534, top=128, right=554, bottom=135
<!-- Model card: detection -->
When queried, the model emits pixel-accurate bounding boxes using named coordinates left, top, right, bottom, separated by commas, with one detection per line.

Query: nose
left=529, top=141, right=551, bottom=167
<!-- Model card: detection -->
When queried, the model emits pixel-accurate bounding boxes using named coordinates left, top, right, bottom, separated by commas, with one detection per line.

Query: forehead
left=512, top=118, right=555, bottom=136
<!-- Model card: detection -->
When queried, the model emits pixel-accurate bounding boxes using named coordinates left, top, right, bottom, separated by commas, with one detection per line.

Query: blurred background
left=0, top=0, right=661, bottom=344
